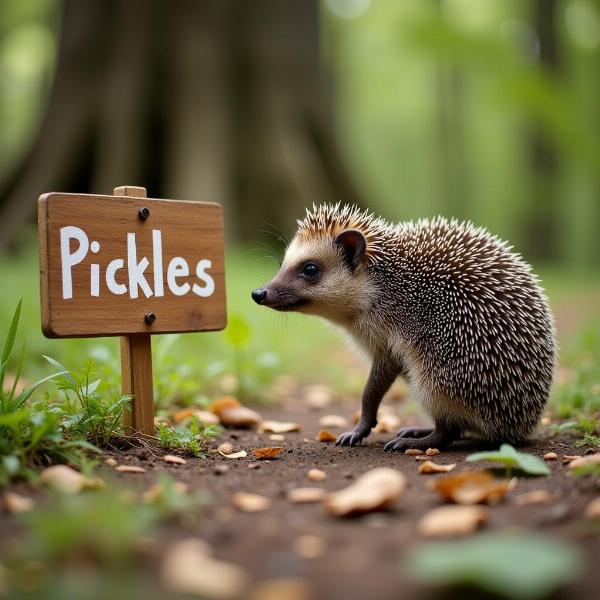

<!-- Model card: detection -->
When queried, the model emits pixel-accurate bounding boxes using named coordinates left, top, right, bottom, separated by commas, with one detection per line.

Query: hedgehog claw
left=384, top=429, right=458, bottom=452
left=336, top=425, right=371, bottom=447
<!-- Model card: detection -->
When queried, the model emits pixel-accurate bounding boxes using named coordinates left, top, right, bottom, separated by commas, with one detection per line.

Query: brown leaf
left=418, top=505, right=489, bottom=537
left=513, top=489, right=554, bottom=506
left=425, top=448, right=441, bottom=456
left=418, top=461, right=456, bottom=474
left=318, top=414, right=349, bottom=429
left=209, top=396, right=241, bottom=415
left=287, top=488, right=327, bottom=504
left=253, top=447, right=284, bottom=460
left=569, top=453, right=600, bottom=470
left=307, top=468, right=326, bottom=481
left=317, top=430, right=337, bottom=442
left=161, top=538, right=248, bottom=599
left=41, top=465, right=105, bottom=493
left=162, top=455, right=187, bottom=465
left=429, top=471, right=515, bottom=505
left=325, top=467, right=406, bottom=517
left=232, top=492, right=271, bottom=512
left=115, top=465, right=146, bottom=474
left=260, top=420, right=301, bottom=434
left=2, top=491, right=34, bottom=514
left=219, top=450, right=247, bottom=459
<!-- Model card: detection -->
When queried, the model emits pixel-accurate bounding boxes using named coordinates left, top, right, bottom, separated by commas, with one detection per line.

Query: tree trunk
left=0, top=0, right=362, bottom=249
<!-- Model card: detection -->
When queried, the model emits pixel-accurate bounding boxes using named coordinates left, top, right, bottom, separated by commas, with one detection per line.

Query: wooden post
left=114, top=185, right=155, bottom=436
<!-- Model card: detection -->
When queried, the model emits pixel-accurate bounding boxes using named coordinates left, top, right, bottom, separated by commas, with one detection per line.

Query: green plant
left=48, top=357, right=131, bottom=447
left=0, top=302, right=96, bottom=486
left=156, top=415, right=219, bottom=457
left=405, top=531, right=582, bottom=600
left=574, top=433, right=600, bottom=449
left=466, top=444, right=550, bottom=476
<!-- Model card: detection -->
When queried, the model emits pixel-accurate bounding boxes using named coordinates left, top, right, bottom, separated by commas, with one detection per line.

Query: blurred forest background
left=0, top=0, right=598, bottom=390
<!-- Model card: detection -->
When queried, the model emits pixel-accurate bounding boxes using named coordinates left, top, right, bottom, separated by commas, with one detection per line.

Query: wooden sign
left=38, top=186, right=227, bottom=435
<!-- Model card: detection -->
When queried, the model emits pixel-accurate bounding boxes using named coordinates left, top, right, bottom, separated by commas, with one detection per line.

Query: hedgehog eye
left=300, top=262, right=320, bottom=279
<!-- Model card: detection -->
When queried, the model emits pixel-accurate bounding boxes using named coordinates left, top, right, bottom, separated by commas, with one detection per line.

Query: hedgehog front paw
left=336, top=425, right=371, bottom=447
left=384, top=428, right=458, bottom=452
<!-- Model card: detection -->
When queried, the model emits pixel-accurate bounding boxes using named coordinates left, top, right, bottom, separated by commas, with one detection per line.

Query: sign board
left=38, top=186, right=227, bottom=436
left=39, top=191, right=226, bottom=337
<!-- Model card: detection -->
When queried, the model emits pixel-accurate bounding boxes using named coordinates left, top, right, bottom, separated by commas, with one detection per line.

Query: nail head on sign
left=138, top=207, right=150, bottom=220
left=144, top=312, right=156, bottom=325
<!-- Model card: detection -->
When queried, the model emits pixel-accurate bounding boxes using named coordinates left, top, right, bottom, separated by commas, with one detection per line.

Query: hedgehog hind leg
left=395, top=426, right=434, bottom=439
left=383, top=426, right=459, bottom=452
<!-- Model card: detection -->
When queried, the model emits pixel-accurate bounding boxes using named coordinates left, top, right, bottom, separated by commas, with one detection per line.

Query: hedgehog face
left=252, top=229, right=372, bottom=325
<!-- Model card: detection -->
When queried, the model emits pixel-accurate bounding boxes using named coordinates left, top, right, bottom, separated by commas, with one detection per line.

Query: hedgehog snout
left=251, top=288, right=267, bottom=305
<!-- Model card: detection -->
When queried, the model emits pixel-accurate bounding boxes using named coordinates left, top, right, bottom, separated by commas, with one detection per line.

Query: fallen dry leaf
left=232, top=492, right=271, bottom=512
left=219, top=406, right=262, bottom=428
left=429, top=471, right=515, bottom=505
left=162, top=455, right=187, bottom=465
left=260, top=420, right=301, bottom=434
left=253, top=447, right=284, bottom=460
left=405, top=448, right=424, bottom=456
left=217, top=442, right=235, bottom=455
left=325, top=467, right=406, bottom=517
left=173, top=407, right=219, bottom=425
left=318, top=414, right=349, bottom=429
left=418, top=505, right=489, bottom=537
left=317, top=430, right=336, bottom=443
left=41, top=465, right=105, bottom=493
left=544, top=452, right=558, bottom=461
left=293, top=535, right=325, bottom=560
left=426, top=448, right=441, bottom=456
left=584, top=497, right=600, bottom=519
left=288, top=488, right=327, bottom=504
left=307, top=468, right=326, bottom=482
left=219, top=450, right=247, bottom=459
left=418, top=461, right=456, bottom=474
left=249, top=578, right=314, bottom=600
left=569, top=453, right=600, bottom=470
left=114, top=465, right=146, bottom=474
left=2, top=491, right=34, bottom=514
left=513, top=489, right=554, bottom=506
left=161, top=538, right=248, bottom=599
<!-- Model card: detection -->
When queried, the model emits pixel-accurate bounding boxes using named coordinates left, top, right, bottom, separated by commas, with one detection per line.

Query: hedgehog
left=251, top=204, right=556, bottom=451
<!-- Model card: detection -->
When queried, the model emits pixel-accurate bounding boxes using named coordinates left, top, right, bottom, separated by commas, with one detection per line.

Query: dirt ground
left=90, top=402, right=600, bottom=600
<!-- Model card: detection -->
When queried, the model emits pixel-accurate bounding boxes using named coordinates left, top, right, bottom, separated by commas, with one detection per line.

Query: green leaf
left=0, top=299, right=22, bottom=391
left=2, top=454, right=21, bottom=475
left=466, top=444, right=550, bottom=476
left=42, top=355, right=76, bottom=386
left=405, top=531, right=582, bottom=600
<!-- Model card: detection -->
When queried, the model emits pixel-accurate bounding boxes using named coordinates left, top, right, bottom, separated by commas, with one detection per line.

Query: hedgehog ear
left=335, top=229, right=366, bottom=271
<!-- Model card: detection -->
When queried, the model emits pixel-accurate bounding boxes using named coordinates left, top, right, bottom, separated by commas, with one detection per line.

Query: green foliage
left=156, top=415, right=219, bottom=457
left=49, top=357, right=131, bottom=447
left=574, top=433, right=600, bottom=449
left=0, top=302, right=96, bottom=486
left=570, top=463, right=600, bottom=478
left=405, top=531, right=582, bottom=600
left=466, top=444, right=550, bottom=476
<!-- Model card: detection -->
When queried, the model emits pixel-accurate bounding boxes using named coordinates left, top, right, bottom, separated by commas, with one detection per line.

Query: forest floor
left=72, top=404, right=600, bottom=599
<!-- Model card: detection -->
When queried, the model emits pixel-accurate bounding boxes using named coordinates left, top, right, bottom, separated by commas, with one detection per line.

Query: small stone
left=115, top=465, right=146, bottom=474
left=163, top=455, right=187, bottom=465
left=217, top=442, right=235, bottom=455
left=307, top=468, right=326, bottom=482
left=270, top=434, right=285, bottom=442
left=425, top=448, right=440, bottom=456
left=248, top=463, right=260, bottom=470
left=104, top=457, right=118, bottom=466
left=214, top=465, right=229, bottom=475
left=232, top=492, right=271, bottom=512
left=544, top=452, right=558, bottom=461
left=287, top=488, right=327, bottom=504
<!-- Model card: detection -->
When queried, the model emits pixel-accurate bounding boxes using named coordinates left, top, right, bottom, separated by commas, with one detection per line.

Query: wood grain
left=38, top=191, right=227, bottom=337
